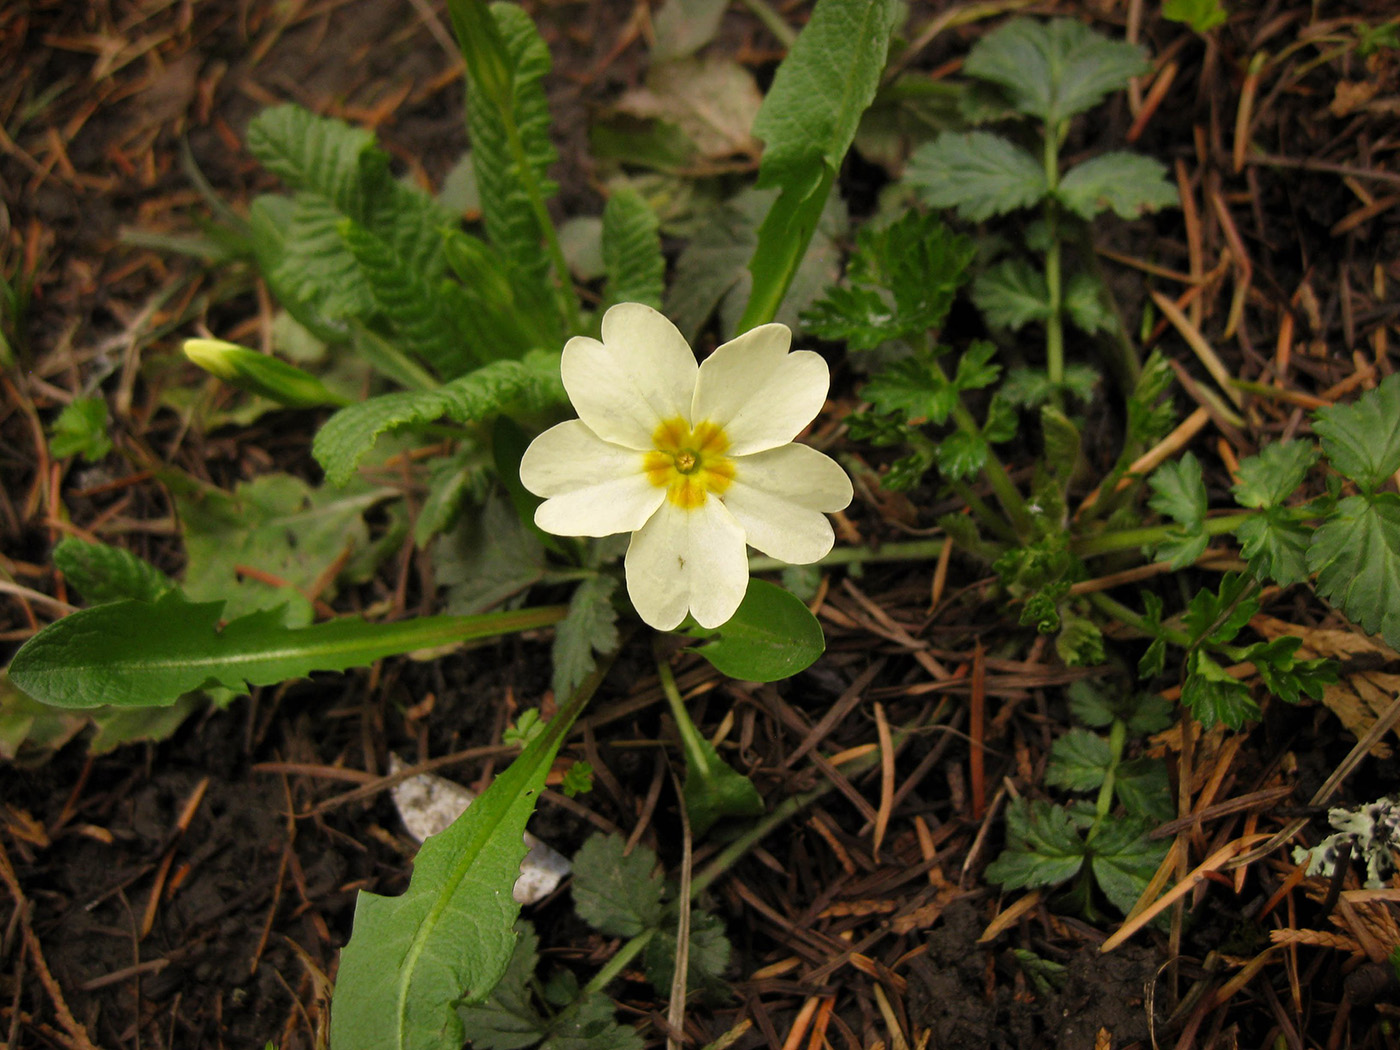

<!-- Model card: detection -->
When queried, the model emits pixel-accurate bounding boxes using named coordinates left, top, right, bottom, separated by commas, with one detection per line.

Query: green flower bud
left=183, top=339, right=346, bottom=409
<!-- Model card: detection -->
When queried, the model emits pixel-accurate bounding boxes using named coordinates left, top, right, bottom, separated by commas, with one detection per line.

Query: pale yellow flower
left=519, top=303, right=852, bottom=630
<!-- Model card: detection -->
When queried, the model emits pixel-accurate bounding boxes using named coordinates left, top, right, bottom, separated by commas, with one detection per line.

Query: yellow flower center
left=644, top=417, right=734, bottom=509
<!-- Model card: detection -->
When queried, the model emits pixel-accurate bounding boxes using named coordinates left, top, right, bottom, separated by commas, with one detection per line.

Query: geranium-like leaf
left=1309, top=492, right=1400, bottom=649
left=1057, top=152, right=1177, bottom=219
left=907, top=132, right=1047, bottom=221
left=973, top=259, right=1051, bottom=330
left=1313, top=373, right=1400, bottom=491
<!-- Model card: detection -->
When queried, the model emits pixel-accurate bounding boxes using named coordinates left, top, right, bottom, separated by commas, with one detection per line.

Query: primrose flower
left=519, top=303, right=852, bottom=630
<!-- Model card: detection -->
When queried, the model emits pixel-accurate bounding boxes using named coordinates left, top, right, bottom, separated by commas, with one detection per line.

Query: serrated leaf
left=1064, top=271, right=1116, bottom=336
left=330, top=678, right=594, bottom=1050
left=973, top=258, right=1051, bottom=330
left=416, top=447, right=492, bottom=546
left=740, top=0, right=898, bottom=330
left=1183, top=572, right=1257, bottom=646
left=52, top=537, right=175, bottom=605
left=1234, top=441, right=1318, bottom=508
left=802, top=210, right=974, bottom=349
left=1309, top=492, right=1400, bottom=649
left=1313, top=373, right=1400, bottom=491
left=1056, top=610, right=1105, bottom=667
left=1181, top=650, right=1259, bottom=729
left=1114, top=758, right=1173, bottom=821
left=1057, top=152, right=1177, bottom=219
left=8, top=592, right=567, bottom=709
left=1163, top=0, right=1228, bottom=34
left=1147, top=452, right=1209, bottom=569
left=907, top=132, right=1047, bottom=221
left=691, top=579, right=824, bottom=682
left=1235, top=509, right=1312, bottom=587
left=643, top=908, right=731, bottom=999
left=339, top=219, right=474, bottom=378
left=49, top=397, right=112, bottom=461
left=984, top=798, right=1087, bottom=889
left=270, top=192, right=378, bottom=322
left=455, top=923, right=546, bottom=1050
left=313, top=356, right=566, bottom=486
left=1045, top=728, right=1111, bottom=792
left=466, top=3, right=560, bottom=294
left=861, top=350, right=958, bottom=425
left=601, top=188, right=664, bottom=310
left=571, top=835, right=665, bottom=938
left=434, top=492, right=545, bottom=614
left=541, top=995, right=643, bottom=1050
left=1087, top=818, right=1166, bottom=916
left=246, top=103, right=381, bottom=215
left=551, top=576, right=619, bottom=703
left=935, top=430, right=989, bottom=482
left=1246, top=636, right=1336, bottom=706
left=963, top=19, right=1149, bottom=125
left=954, top=342, right=1003, bottom=394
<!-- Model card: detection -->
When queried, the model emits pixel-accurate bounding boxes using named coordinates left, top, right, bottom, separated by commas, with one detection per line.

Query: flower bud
left=183, top=339, right=346, bottom=409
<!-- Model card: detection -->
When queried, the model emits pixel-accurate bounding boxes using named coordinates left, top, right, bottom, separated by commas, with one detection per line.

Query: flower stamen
left=644, top=417, right=734, bottom=509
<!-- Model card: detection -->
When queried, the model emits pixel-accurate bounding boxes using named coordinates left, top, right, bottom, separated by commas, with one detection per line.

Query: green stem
left=655, top=647, right=714, bottom=781
left=1042, top=120, right=1065, bottom=394
left=748, top=539, right=946, bottom=574
left=1093, top=718, right=1127, bottom=826
left=1071, top=512, right=1254, bottom=559
left=949, top=479, right=1019, bottom=544
left=576, top=929, right=656, bottom=1001
left=503, top=117, right=581, bottom=334
left=950, top=397, right=1032, bottom=536
left=1088, top=590, right=1190, bottom=648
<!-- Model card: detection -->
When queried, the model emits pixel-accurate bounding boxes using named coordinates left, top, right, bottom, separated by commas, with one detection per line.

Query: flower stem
left=749, top=539, right=946, bottom=574
left=503, top=117, right=581, bottom=335
left=1071, top=512, right=1254, bottom=559
left=1042, top=120, right=1066, bottom=395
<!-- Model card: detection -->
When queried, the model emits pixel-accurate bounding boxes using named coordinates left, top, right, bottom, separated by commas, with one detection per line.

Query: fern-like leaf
left=313, top=355, right=566, bottom=485
left=602, top=188, right=664, bottom=309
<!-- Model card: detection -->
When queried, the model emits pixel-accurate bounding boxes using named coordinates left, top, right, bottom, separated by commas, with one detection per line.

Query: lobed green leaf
left=1309, top=492, right=1400, bottom=649
left=1057, top=152, right=1177, bottom=220
left=1312, top=372, right=1400, bottom=491
left=907, top=132, right=1047, bottom=222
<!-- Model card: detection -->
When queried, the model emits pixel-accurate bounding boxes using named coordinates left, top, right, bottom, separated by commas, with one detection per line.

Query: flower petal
left=520, top=420, right=664, bottom=537
left=561, top=304, right=698, bottom=450
left=691, top=324, right=830, bottom=455
left=624, top=498, right=749, bottom=630
left=723, top=444, right=853, bottom=563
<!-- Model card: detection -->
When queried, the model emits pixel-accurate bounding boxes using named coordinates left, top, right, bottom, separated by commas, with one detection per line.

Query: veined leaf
left=973, top=258, right=1051, bottom=329
left=340, top=219, right=475, bottom=378
left=1309, top=492, right=1400, bottom=649
left=49, top=398, right=112, bottom=461
left=313, top=355, right=567, bottom=486
left=740, top=0, right=898, bottom=331
left=907, top=132, right=1048, bottom=221
left=1313, top=372, right=1400, bottom=491
left=601, top=188, right=664, bottom=310
left=551, top=576, right=619, bottom=704
left=247, top=103, right=382, bottom=215
left=689, top=580, right=824, bottom=682
left=467, top=3, right=560, bottom=294
left=1063, top=271, right=1116, bottom=335
left=962, top=19, right=1150, bottom=125
left=1057, top=152, right=1177, bottom=219
left=330, top=665, right=604, bottom=1050
left=984, top=798, right=1086, bottom=889
left=52, top=538, right=175, bottom=605
left=8, top=593, right=568, bottom=709
left=1232, top=441, right=1317, bottom=508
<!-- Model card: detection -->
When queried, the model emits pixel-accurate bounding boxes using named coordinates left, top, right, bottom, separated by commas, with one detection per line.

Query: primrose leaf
left=678, top=728, right=765, bottom=837
left=313, top=356, right=566, bottom=486
left=907, top=132, right=1047, bottom=221
left=1063, top=271, right=1116, bottom=336
left=246, top=103, right=380, bottom=214
left=1045, top=729, right=1111, bottom=792
left=861, top=350, right=958, bottom=425
left=691, top=580, right=825, bottom=681
left=434, top=492, right=545, bottom=614
left=1313, top=373, right=1400, bottom=491
left=963, top=19, right=1150, bottom=125
left=973, top=258, right=1051, bottom=330
left=466, top=2, right=560, bottom=294
left=1088, top=818, right=1167, bottom=916
left=49, top=398, right=112, bottom=461
left=601, top=187, right=664, bottom=310
left=1181, top=650, right=1258, bottom=729
left=52, top=538, right=175, bottom=605
left=331, top=684, right=591, bottom=1050
left=551, top=576, right=620, bottom=704
left=1057, top=152, right=1177, bottom=220
left=984, top=798, right=1087, bottom=890
left=1308, top=493, right=1400, bottom=649
left=741, top=0, right=897, bottom=330
left=1163, top=0, right=1229, bottom=33
left=571, top=835, right=665, bottom=938
left=8, top=593, right=566, bottom=709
